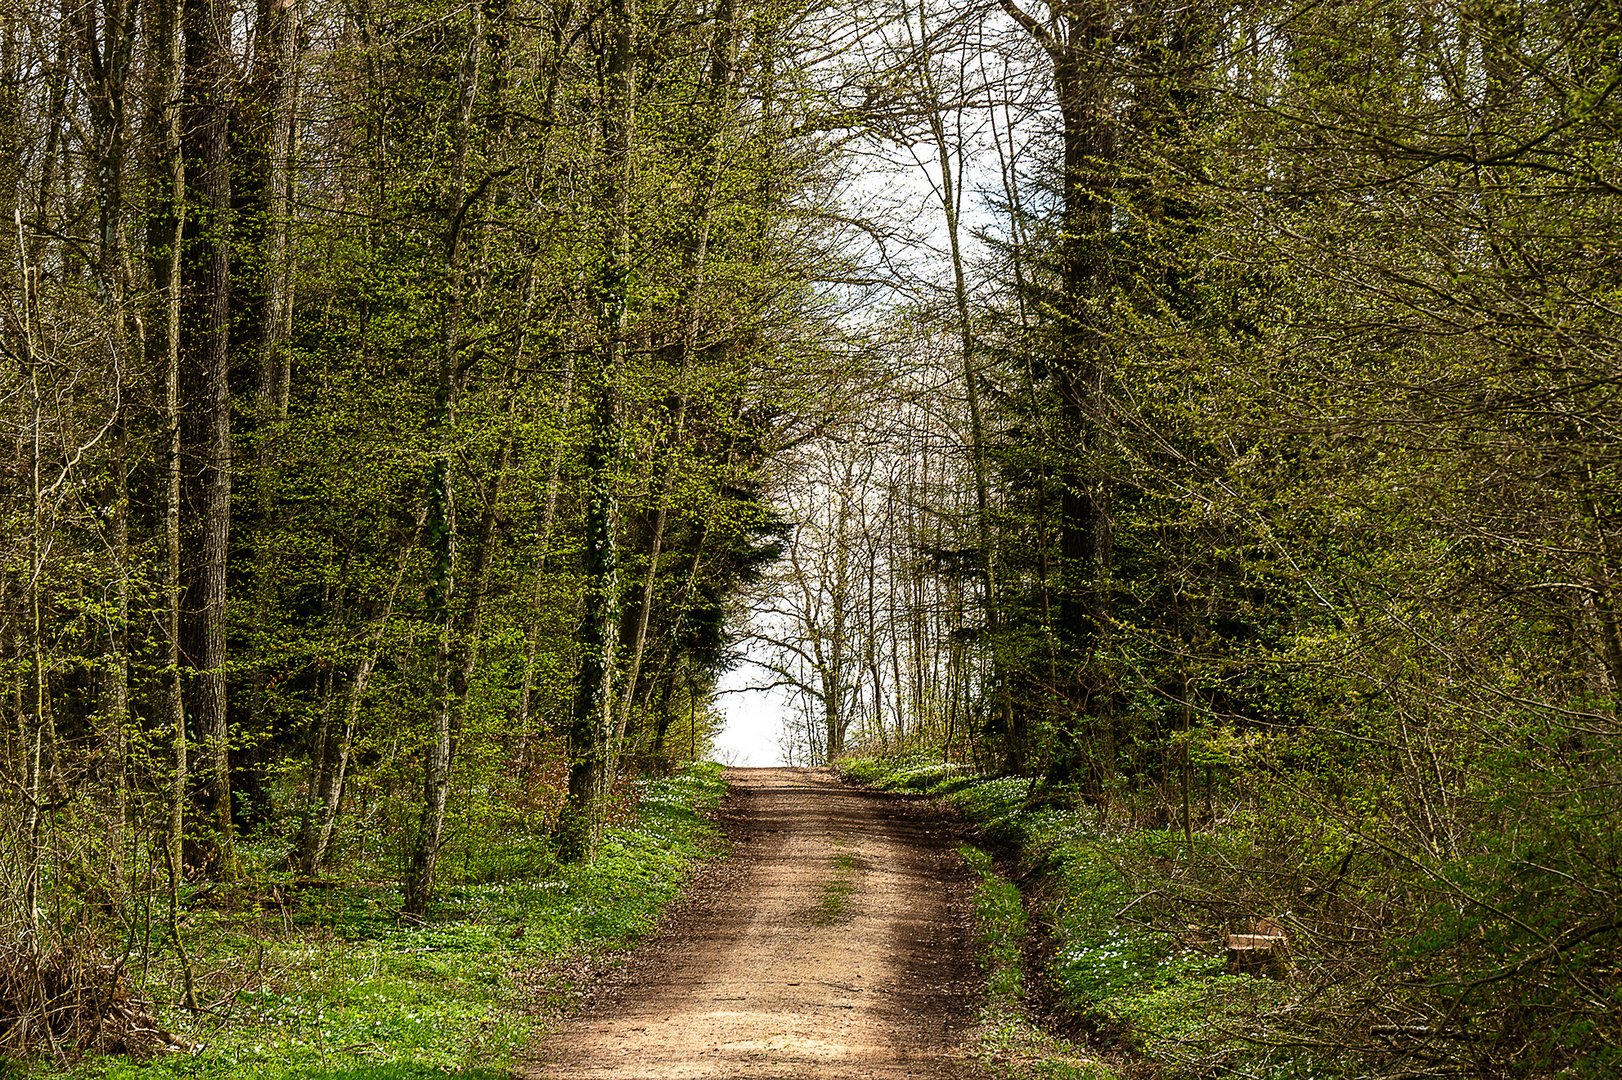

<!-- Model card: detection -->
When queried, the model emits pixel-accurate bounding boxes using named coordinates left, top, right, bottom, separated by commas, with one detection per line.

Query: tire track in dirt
left=528, top=767, right=979, bottom=1079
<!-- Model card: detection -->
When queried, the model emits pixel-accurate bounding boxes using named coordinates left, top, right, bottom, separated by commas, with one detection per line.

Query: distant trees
left=756, top=344, right=982, bottom=766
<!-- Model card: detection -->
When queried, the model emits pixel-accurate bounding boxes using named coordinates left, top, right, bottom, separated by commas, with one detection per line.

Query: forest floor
left=527, top=767, right=982, bottom=1079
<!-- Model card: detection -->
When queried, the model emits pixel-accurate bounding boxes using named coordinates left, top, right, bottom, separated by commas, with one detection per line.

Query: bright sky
left=710, top=659, right=791, bottom=766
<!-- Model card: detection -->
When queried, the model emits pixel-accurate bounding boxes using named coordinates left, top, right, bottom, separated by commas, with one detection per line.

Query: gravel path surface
left=528, top=767, right=980, bottom=1079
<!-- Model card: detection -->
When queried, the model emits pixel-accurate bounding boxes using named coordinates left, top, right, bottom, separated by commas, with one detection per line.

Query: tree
left=555, top=0, right=637, bottom=864
left=177, top=0, right=237, bottom=872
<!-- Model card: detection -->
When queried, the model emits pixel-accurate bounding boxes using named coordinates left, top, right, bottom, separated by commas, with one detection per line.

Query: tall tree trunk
left=17, top=219, right=46, bottom=947
left=81, top=0, right=139, bottom=869
left=239, top=0, right=302, bottom=767
left=255, top=0, right=300, bottom=423
left=908, top=0, right=1010, bottom=762
left=1003, top=0, right=1117, bottom=786
left=557, top=0, right=636, bottom=863
left=404, top=3, right=484, bottom=915
left=179, top=0, right=237, bottom=871
left=822, top=487, right=852, bottom=763
left=143, top=0, right=196, bottom=1001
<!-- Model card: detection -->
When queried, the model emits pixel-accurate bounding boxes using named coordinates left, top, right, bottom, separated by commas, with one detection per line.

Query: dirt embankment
left=528, top=767, right=979, bottom=1079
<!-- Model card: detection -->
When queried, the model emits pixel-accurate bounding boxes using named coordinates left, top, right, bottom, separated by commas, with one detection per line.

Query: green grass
left=961, top=845, right=1120, bottom=1080
left=815, top=877, right=855, bottom=925
left=814, top=848, right=860, bottom=926
left=849, top=756, right=1421, bottom=1078
left=30, top=764, right=727, bottom=1080
left=74, top=1068, right=505, bottom=1080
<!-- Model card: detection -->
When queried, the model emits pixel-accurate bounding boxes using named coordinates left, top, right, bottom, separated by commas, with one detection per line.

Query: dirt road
left=530, top=767, right=979, bottom=1079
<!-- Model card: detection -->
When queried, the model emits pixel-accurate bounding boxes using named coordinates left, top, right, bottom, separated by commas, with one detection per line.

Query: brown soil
left=526, top=767, right=981, bottom=1079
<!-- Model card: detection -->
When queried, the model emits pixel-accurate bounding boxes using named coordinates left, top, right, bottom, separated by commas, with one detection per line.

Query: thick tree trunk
left=255, top=0, right=300, bottom=423
left=179, top=0, right=237, bottom=872
left=557, top=0, right=636, bottom=863
left=1051, top=11, right=1113, bottom=675
left=559, top=390, right=623, bottom=861
left=239, top=0, right=302, bottom=770
left=1003, top=0, right=1117, bottom=786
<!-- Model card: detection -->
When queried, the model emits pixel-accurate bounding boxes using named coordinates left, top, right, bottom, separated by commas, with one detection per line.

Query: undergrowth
left=20, top=763, right=726, bottom=1080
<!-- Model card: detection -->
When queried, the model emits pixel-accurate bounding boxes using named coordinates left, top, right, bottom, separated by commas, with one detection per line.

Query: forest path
left=528, top=767, right=980, bottom=1079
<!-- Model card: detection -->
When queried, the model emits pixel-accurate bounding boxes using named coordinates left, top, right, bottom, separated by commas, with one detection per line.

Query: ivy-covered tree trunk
left=238, top=0, right=302, bottom=777
left=557, top=0, right=636, bottom=864
left=140, top=0, right=198, bottom=1003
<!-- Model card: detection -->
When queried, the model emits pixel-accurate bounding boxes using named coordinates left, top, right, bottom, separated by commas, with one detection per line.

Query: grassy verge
left=961, top=845, right=1117, bottom=1080
left=841, top=757, right=1304, bottom=1079
left=29, top=763, right=727, bottom=1080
